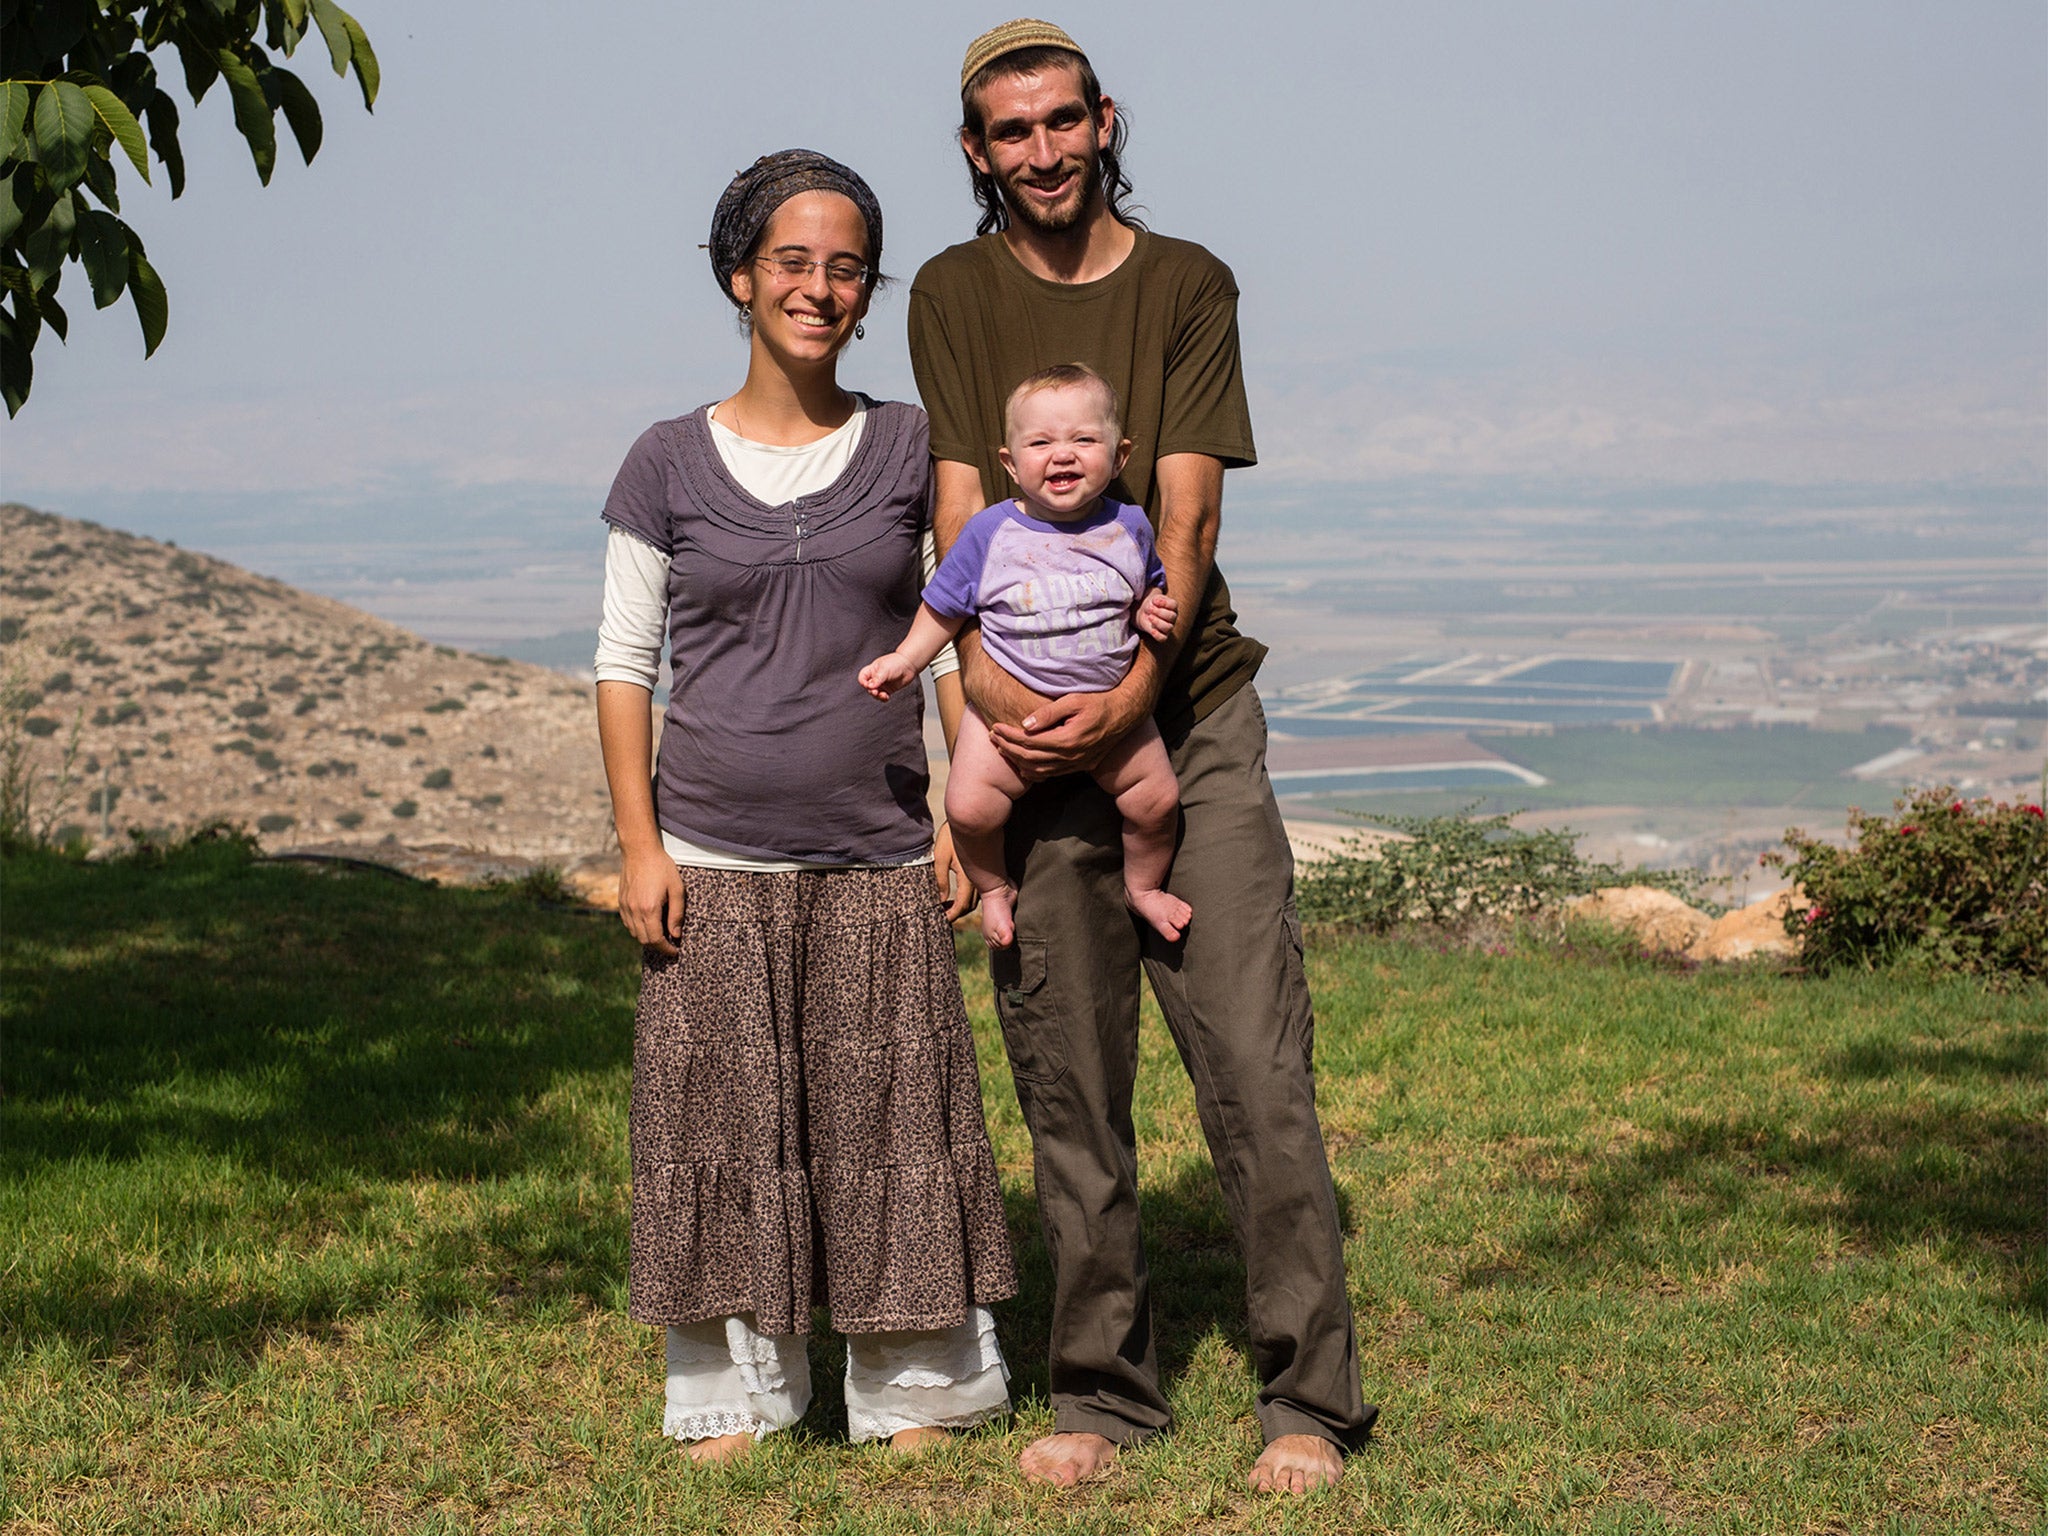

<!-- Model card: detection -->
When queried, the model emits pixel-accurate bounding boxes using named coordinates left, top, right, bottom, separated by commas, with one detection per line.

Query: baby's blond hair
left=1002, top=362, right=1124, bottom=442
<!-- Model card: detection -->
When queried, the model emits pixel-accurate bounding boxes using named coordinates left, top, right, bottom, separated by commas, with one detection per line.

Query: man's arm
left=985, top=451, right=1223, bottom=777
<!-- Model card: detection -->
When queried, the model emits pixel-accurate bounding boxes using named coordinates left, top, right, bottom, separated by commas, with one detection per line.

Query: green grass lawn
left=4, top=840, right=2044, bottom=1534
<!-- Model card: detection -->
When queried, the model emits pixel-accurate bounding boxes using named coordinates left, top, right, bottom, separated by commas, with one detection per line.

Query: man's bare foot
left=888, top=1425, right=952, bottom=1454
left=1126, top=886, right=1192, bottom=943
left=1248, top=1433, right=1343, bottom=1494
left=981, top=884, right=1018, bottom=948
left=680, top=1431, right=755, bottom=1464
left=1019, top=1431, right=1118, bottom=1486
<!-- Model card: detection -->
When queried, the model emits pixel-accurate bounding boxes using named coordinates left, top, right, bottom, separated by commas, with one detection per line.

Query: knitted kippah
left=960, top=18, right=1085, bottom=92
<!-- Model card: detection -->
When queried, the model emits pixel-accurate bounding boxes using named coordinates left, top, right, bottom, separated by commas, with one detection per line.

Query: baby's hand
left=858, top=653, right=917, bottom=701
left=1136, top=588, right=1178, bottom=642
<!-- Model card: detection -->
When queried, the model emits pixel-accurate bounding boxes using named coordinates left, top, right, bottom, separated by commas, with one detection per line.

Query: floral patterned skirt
left=628, top=863, right=1017, bottom=1335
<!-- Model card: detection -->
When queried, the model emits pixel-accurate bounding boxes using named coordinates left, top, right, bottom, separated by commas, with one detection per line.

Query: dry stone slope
left=1, top=503, right=613, bottom=860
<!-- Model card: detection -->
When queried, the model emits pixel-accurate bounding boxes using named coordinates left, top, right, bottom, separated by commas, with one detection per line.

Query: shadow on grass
left=3, top=839, right=639, bottom=1183
left=1499, top=1093, right=2048, bottom=1316
left=7, top=840, right=1351, bottom=1399
left=985, top=1154, right=1341, bottom=1418
left=3, top=839, right=640, bottom=1369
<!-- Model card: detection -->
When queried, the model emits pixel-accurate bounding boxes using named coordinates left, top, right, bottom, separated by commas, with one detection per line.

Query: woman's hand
left=618, top=845, right=686, bottom=956
left=933, top=822, right=980, bottom=923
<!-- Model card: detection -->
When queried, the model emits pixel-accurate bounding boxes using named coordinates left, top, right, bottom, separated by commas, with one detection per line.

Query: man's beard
left=999, top=151, right=1099, bottom=234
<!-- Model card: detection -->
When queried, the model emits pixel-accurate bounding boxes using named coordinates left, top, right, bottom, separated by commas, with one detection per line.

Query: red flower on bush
left=2026, top=804, right=2045, bottom=819
left=1898, top=825, right=1918, bottom=835
left=1951, top=801, right=1966, bottom=813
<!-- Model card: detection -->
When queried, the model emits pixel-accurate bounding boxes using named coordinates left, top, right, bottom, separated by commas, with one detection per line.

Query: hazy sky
left=4, top=2, right=2043, bottom=531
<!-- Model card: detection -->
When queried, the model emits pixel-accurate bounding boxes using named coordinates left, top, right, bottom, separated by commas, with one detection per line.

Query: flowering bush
left=1767, top=787, right=2047, bottom=979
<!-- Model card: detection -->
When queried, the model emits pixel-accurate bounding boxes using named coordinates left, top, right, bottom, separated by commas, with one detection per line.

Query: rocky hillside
left=1, top=504, right=615, bottom=861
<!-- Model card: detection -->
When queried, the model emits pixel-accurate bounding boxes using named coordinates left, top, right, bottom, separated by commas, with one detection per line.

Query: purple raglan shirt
left=923, top=498, right=1166, bottom=696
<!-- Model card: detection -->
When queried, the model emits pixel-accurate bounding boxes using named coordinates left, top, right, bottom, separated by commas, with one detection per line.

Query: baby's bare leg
left=943, top=706, right=1029, bottom=947
left=1091, top=719, right=1191, bottom=942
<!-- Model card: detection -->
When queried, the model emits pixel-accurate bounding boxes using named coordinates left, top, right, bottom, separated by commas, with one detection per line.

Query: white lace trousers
left=662, top=1306, right=1011, bottom=1444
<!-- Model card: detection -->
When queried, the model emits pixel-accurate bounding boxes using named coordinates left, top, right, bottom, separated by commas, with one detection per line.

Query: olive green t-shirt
left=908, top=229, right=1266, bottom=730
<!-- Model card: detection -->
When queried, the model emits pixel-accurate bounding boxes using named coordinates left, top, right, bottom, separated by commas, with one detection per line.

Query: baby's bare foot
left=981, top=884, right=1017, bottom=948
left=1126, top=886, right=1191, bottom=942
left=888, top=1425, right=952, bottom=1454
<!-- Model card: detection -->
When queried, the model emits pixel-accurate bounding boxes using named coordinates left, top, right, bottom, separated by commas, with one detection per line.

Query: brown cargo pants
left=991, top=682, right=1375, bottom=1450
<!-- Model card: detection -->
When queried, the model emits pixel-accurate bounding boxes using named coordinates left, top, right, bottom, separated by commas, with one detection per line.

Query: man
left=908, top=18, right=1376, bottom=1495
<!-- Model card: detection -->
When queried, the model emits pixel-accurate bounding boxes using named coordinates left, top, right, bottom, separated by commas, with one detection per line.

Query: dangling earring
left=854, top=322, right=865, bottom=341
left=739, top=303, right=751, bottom=322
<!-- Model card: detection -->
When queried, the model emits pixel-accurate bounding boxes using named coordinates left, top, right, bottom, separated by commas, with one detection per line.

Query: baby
left=860, top=363, right=1191, bottom=948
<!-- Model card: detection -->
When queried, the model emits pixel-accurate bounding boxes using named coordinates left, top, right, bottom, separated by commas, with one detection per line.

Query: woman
left=593, top=151, right=1015, bottom=1462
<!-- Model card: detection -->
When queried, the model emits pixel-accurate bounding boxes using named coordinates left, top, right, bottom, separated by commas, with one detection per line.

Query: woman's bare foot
left=888, top=1425, right=953, bottom=1454
left=981, top=883, right=1018, bottom=948
left=680, top=1431, right=755, bottom=1464
left=1247, top=1433, right=1342, bottom=1494
left=1126, top=886, right=1192, bottom=943
left=1019, top=1431, right=1118, bottom=1486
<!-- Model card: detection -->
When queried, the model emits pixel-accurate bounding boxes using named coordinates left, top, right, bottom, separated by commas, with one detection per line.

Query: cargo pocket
left=1281, top=898, right=1316, bottom=1064
left=989, top=939, right=1069, bottom=1086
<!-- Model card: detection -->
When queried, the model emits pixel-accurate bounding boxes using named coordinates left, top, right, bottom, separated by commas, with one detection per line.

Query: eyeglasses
left=754, top=255, right=870, bottom=290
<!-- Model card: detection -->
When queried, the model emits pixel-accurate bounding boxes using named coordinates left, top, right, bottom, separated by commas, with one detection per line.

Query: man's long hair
left=959, top=46, right=1143, bottom=237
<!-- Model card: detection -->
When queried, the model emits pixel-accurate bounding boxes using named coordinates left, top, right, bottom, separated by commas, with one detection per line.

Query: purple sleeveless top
left=600, top=400, right=933, bottom=864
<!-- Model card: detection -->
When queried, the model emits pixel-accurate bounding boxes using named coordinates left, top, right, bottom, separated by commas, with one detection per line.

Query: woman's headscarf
left=707, top=150, right=884, bottom=309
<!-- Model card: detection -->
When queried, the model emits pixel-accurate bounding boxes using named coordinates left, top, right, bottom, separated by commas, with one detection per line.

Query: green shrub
left=1297, top=804, right=1706, bottom=933
left=256, top=813, right=296, bottom=835
left=424, top=697, right=465, bottom=714
left=392, top=800, right=418, bottom=819
left=421, top=768, right=452, bottom=790
left=335, top=810, right=365, bottom=830
left=1767, top=786, right=2046, bottom=979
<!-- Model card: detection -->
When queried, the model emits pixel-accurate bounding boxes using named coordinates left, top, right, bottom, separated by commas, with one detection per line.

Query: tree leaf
left=76, top=208, right=130, bottom=308
left=0, top=168, right=28, bottom=246
left=23, top=190, right=76, bottom=285
left=84, top=152, right=122, bottom=213
left=144, top=93, right=186, bottom=198
left=281, top=0, right=311, bottom=29
left=2, top=297, right=37, bottom=417
left=126, top=238, right=167, bottom=356
left=32, top=82, right=97, bottom=191
left=179, top=42, right=221, bottom=105
left=339, top=9, right=381, bottom=110
left=0, top=83, right=30, bottom=164
left=82, top=86, right=151, bottom=184
left=215, top=49, right=278, bottom=185
left=309, top=0, right=351, bottom=77
left=28, top=0, right=95, bottom=61
left=32, top=281, right=69, bottom=342
left=274, top=68, right=322, bottom=164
